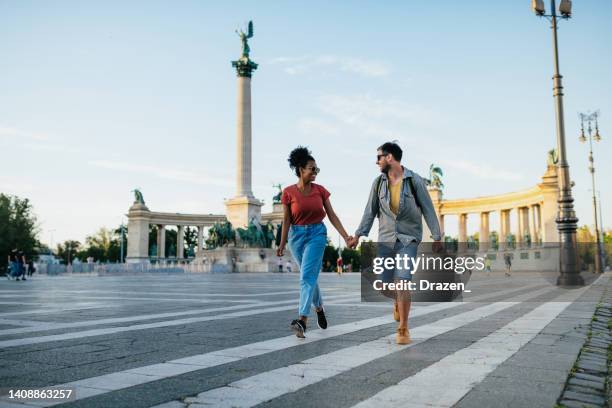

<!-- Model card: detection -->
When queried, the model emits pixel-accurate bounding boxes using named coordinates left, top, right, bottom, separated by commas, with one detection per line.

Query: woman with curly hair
left=277, top=146, right=353, bottom=338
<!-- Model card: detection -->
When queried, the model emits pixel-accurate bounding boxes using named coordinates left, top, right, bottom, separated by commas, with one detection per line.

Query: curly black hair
left=288, top=146, right=315, bottom=177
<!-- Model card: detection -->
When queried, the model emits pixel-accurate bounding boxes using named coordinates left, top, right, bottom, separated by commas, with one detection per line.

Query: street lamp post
left=532, top=0, right=583, bottom=285
left=580, top=112, right=603, bottom=273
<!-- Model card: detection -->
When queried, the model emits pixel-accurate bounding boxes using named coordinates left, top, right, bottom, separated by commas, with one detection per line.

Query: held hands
left=276, top=243, right=285, bottom=257
left=345, top=235, right=359, bottom=249
left=432, top=240, right=443, bottom=253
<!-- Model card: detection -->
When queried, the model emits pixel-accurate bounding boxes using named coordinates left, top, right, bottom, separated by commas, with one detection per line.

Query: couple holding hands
left=276, top=142, right=442, bottom=344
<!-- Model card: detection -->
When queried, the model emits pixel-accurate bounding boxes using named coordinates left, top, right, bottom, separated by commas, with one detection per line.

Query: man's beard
left=380, top=163, right=391, bottom=173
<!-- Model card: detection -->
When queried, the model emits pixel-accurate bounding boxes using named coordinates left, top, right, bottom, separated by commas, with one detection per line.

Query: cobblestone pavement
left=0, top=270, right=608, bottom=408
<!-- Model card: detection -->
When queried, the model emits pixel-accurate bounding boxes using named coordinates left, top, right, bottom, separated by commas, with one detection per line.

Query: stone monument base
left=193, top=247, right=298, bottom=273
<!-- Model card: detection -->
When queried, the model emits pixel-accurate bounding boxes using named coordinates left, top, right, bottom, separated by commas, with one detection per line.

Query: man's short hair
left=377, top=142, right=403, bottom=162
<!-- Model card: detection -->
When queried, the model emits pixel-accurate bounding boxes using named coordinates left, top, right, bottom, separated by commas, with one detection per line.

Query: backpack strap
left=376, top=174, right=422, bottom=212
left=407, top=176, right=422, bottom=210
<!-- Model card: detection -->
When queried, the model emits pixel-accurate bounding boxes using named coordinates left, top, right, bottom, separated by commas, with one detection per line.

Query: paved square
left=0, top=271, right=608, bottom=408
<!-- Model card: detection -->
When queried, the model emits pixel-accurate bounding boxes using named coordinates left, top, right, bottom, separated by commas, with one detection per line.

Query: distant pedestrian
left=484, top=257, right=492, bottom=276
left=285, top=260, right=292, bottom=273
left=27, top=259, right=36, bottom=277
left=278, top=258, right=283, bottom=273
left=7, top=249, right=26, bottom=281
left=336, top=256, right=343, bottom=276
left=18, top=251, right=26, bottom=280
left=504, top=253, right=512, bottom=276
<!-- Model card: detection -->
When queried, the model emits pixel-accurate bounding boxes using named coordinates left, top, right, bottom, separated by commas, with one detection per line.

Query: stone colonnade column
left=177, top=226, right=185, bottom=259
left=157, top=225, right=166, bottom=259
left=530, top=205, right=540, bottom=244
left=516, top=207, right=524, bottom=245
left=458, top=213, right=468, bottom=251
left=499, top=210, right=510, bottom=250
left=479, top=212, right=490, bottom=252
left=197, top=226, right=204, bottom=253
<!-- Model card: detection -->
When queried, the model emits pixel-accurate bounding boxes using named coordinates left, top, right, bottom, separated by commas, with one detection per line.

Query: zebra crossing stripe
left=0, top=294, right=357, bottom=346
left=0, top=292, right=349, bottom=336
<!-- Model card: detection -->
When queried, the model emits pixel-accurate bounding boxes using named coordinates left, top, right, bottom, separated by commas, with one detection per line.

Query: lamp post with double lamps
left=531, top=0, right=583, bottom=285
left=579, top=111, right=603, bottom=273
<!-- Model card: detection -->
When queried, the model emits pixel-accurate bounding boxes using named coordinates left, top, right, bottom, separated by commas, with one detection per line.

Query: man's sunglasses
left=376, top=153, right=389, bottom=161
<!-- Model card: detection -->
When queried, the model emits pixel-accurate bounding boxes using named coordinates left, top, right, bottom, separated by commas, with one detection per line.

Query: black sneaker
left=316, top=307, right=328, bottom=330
left=290, top=319, right=306, bottom=338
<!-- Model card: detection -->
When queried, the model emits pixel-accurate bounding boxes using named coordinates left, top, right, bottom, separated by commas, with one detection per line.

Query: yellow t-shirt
left=389, top=180, right=402, bottom=215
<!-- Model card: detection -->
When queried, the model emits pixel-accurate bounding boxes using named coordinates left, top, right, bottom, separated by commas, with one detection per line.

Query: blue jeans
left=378, top=240, right=419, bottom=282
left=288, top=223, right=327, bottom=317
left=9, top=262, right=21, bottom=278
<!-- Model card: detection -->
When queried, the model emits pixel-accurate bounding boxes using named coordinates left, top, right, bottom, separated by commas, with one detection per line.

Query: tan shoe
left=396, top=327, right=411, bottom=345
left=393, top=302, right=400, bottom=322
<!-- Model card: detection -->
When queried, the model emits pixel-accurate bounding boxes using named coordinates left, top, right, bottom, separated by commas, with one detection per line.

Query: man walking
left=348, top=142, right=442, bottom=344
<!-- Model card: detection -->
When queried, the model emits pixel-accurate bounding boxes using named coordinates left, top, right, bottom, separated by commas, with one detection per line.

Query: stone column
left=516, top=207, right=524, bottom=246
left=499, top=209, right=510, bottom=250
left=535, top=204, right=543, bottom=243
left=157, top=225, right=166, bottom=259
left=197, top=226, right=204, bottom=253
left=226, top=54, right=263, bottom=228
left=236, top=76, right=253, bottom=197
left=177, top=226, right=185, bottom=259
left=458, top=213, right=468, bottom=252
left=530, top=205, right=538, bottom=244
left=522, top=207, right=531, bottom=244
left=479, top=212, right=490, bottom=252
left=126, top=202, right=151, bottom=263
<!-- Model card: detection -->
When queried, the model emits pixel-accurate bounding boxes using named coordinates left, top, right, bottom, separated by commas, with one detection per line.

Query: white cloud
left=88, top=160, right=233, bottom=188
left=0, top=125, right=50, bottom=141
left=318, top=94, right=432, bottom=123
left=269, top=55, right=391, bottom=77
left=307, top=94, right=435, bottom=142
left=20, top=142, right=82, bottom=154
left=297, top=118, right=340, bottom=137
left=441, top=159, right=523, bottom=182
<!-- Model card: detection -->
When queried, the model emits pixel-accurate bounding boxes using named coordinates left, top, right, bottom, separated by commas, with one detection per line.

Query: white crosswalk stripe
left=0, top=293, right=357, bottom=347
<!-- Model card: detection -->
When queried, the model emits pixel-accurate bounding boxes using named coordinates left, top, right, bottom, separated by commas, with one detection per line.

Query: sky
left=1, top=0, right=611, bottom=248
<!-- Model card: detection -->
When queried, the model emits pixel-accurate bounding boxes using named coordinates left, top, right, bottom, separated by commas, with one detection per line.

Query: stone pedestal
left=539, top=165, right=560, bottom=243
left=194, top=247, right=297, bottom=273
left=126, top=202, right=151, bottom=264
left=225, top=196, right=263, bottom=229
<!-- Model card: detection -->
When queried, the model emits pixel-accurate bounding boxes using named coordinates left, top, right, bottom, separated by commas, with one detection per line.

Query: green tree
left=184, top=227, right=197, bottom=258
left=341, top=247, right=361, bottom=271
left=577, top=225, right=595, bottom=268
left=0, top=194, right=40, bottom=274
left=79, top=228, right=122, bottom=263
left=56, top=240, right=81, bottom=264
